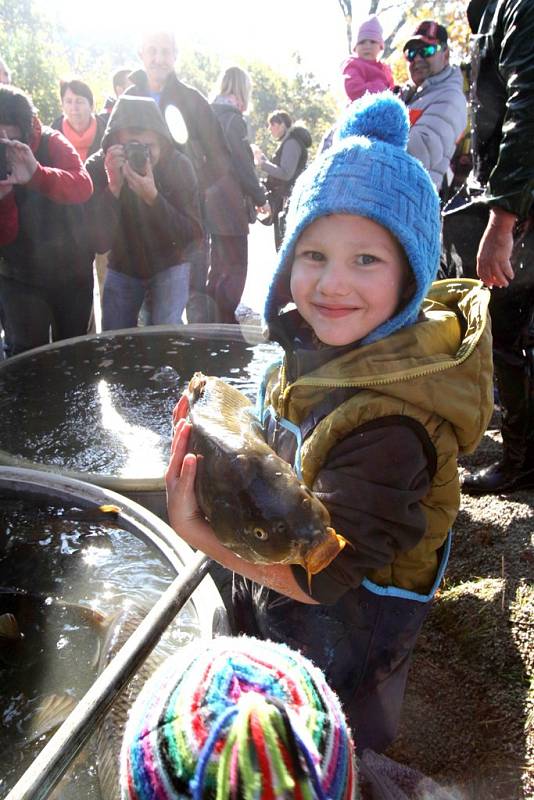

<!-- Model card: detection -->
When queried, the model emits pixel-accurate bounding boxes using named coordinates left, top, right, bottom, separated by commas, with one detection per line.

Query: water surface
left=0, top=494, right=201, bottom=798
left=0, top=330, right=281, bottom=479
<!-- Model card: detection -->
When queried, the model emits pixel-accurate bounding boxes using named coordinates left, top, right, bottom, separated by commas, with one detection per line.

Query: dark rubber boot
left=463, top=308, right=534, bottom=494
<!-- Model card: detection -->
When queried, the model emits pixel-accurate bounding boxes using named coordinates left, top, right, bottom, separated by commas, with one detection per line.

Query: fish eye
left=254, top=528, right=269, bottom=540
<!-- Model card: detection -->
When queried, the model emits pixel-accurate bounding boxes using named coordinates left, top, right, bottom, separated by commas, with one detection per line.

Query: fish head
left=229, top=454, right=347, bottom=572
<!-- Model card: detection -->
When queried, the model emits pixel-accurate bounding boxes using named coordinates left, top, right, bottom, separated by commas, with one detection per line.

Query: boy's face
left=290, top=214, right=411, bottom=347
left=355, top=40, right=382, bottom=61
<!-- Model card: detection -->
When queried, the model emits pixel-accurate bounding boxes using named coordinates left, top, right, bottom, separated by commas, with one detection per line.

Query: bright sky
left=40, top=0, right=387, bottom=92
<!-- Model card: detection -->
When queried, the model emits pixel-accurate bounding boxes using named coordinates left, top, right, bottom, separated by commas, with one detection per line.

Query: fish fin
left=28, top=694, right=77, bottom=742
left=304, top=527, right=348, bottom=576
left=188, top=372, right=207, bottom=402
left=307, top=569, right=313, bottom=594
left=0, top=613, right=20, bottom=641
left=61, top=602, right=109, bottom=629
left=98, top=504, right=121, bottom=518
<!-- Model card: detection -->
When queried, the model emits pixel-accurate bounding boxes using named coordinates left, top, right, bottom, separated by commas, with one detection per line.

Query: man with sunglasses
left=399, top=21, right=467, bottom=192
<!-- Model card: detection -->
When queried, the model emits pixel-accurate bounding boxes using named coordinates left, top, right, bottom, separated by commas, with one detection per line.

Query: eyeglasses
left=404, top=43, right=442, bottom=62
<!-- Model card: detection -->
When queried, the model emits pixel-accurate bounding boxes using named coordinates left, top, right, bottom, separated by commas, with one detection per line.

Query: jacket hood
left=288, top=125, right=312, bottom=149
left=101, top=95, right=172, bottom=152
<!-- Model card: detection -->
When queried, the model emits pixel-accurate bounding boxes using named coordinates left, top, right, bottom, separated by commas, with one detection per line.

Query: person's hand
left=0, top=135, right=38, bottom=187
left=256, top=201, right=272, bottom=223
left=123, top=159, right=158, bottom=206
left=252, top=146, right=266, bottom=167
left=165, top=416, right=204, bottom=535
left=477, top=208, right=517, bottom=288
left=172, top=393, right=189, bottom=428
left=104, top=144, right=125, bottom=198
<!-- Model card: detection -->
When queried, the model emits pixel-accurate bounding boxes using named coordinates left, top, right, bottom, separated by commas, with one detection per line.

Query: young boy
left=166, top=93, right=493, bottom=754
left=341, top=16, right=394, bottom=102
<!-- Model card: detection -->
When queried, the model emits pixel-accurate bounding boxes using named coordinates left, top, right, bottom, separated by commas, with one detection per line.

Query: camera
left=123, top=141, right=150, bottom=174
left=0, top=141, right=8, bottom=181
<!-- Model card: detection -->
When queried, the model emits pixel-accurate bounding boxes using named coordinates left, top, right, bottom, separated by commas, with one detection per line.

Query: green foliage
left=0, top=0, right=65, bottom=121
left=177, top=49, right=222, bottom=99
left=177, top=50, right=339, bottom=158
left=0, top=0, right=338, bottom=158
left=247, top=57, right=338, bottom=157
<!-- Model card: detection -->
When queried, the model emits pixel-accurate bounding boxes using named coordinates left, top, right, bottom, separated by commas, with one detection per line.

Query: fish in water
left=184, top=373, right=347, bottom=582
left=0, top=591, right=110, bottom=797
left=0, top=590, right=107, bottom=670
left=95, top=605, right=176, bottom=800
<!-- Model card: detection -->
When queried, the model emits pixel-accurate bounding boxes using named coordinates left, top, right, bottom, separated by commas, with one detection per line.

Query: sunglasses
left=404, top=43, right=442, bottom=62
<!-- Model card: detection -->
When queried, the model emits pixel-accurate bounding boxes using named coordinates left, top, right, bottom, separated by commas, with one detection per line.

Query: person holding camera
left=254, top=110, right=312, bottom=250
left=0, top=84, right=94, bottom=356
left=85, top=95, right=202, bottom=330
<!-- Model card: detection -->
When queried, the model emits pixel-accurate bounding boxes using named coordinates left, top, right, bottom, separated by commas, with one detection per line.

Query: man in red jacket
left=0, top=85, right=94, bottom=356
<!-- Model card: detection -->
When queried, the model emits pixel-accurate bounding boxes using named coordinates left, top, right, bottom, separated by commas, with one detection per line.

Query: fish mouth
left=303, top=527, right=348, bottom=588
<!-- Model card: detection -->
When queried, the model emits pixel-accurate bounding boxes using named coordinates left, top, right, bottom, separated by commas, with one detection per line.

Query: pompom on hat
left=263, top=92, right=441, bottom=347
left=354, top=15, right=384, bottom=47
left=121, top=635, right=358, bottom=800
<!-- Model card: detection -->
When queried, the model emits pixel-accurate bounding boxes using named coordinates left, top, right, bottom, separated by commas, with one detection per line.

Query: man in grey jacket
left=400, top=21, right=467, bottom=192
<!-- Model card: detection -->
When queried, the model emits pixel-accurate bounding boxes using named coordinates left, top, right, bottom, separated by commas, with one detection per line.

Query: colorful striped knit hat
left=120, top=635, right=358, bottom=800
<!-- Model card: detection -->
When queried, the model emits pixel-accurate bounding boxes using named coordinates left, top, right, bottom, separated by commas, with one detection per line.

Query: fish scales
left=189, top=375, right=259, bottom=446
left=185, top=373, right=347, bottom=577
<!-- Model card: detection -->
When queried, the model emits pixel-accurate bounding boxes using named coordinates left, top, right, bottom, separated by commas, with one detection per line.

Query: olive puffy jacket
left=264, top=280, right=493, bottom=593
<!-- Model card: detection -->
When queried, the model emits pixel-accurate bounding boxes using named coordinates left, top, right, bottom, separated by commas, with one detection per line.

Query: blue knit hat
left=263, top=93, right=441, bottom=346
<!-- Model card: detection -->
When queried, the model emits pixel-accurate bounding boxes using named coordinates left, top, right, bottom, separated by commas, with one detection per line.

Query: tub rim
left=0, top=465, right=228, bottom=639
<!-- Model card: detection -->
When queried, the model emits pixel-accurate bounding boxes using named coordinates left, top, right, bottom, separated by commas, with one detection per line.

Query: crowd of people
left=0, top=15, right=472, bottom=357
left=0, top=2, right=533, bottom=795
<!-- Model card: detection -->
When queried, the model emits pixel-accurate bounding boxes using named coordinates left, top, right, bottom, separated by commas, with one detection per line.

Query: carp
left=185, top=373, right=347, bottom=582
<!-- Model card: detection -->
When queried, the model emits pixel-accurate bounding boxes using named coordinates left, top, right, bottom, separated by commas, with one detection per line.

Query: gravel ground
left=388, top=413, right=534, bottom=799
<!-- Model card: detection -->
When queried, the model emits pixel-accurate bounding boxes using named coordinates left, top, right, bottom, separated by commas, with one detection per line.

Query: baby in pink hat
left=341, top=15, right=394, bottom=101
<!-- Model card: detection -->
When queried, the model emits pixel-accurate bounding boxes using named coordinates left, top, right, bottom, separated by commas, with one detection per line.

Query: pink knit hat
left=355, top=15, right=384, bottom=47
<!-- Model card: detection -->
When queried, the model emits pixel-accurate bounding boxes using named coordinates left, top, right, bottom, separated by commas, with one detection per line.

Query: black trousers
left=232, top=577, right=430, bottom=754
left=207, top=234, right=248, bottom=324
left=0, top=274, right=93, bottom=357
left=442, top=199, right=534, bottom=468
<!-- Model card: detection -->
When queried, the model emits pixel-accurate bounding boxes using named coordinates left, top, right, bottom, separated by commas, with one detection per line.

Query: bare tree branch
left=337, top=0, right=353, bottom=54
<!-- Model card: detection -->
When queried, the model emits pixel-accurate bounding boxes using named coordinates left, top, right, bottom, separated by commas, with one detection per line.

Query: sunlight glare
left=97, top=379, right=166, bottom=478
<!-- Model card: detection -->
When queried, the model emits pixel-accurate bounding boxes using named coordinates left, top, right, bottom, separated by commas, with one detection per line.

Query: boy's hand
left=123, top=159, right=158, bottom=206
left=165, top=417, right=203, bottom=533
left=104, top=144, right=125, bottom=197
left=172, top=393, right=190, bottom=428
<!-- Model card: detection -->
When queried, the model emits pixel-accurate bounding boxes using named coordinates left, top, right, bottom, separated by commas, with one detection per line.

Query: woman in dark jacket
left=208, top=67, right=267, bottom=323
left=255, top=110, right=312, bottom=250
